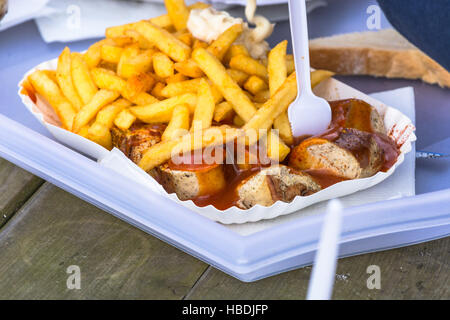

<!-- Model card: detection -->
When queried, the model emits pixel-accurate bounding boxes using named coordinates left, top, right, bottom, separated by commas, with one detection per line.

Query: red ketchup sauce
left=320, top=99, right=400, bottom=172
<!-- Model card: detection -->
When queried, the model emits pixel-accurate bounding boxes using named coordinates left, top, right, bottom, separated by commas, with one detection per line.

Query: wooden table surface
left=0, top=158, right=448, bottom=299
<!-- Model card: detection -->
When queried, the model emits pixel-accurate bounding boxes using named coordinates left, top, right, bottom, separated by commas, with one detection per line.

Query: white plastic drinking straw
left=306, top=199, right=344, bottom=300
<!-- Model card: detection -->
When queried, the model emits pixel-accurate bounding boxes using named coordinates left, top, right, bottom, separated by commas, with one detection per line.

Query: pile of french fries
left=26, top=0, right=333, bottom=172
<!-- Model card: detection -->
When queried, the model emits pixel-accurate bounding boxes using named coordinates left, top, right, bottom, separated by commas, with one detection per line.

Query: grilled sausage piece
left=236, top=165, right=321, bottom=209
left=152, top=163, right=226, bottom=201
left=289, top=129, right=384, bottom=180
left=334, top=128, right=383, bottom=178
left=111, top=123, right=166, bottom=164
left=330, top=99, right=386, bottom=135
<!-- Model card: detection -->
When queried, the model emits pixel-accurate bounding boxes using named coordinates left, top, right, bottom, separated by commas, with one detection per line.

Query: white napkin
left=34, top=0, right=167, bottom=43
left=98, top=87, right=416, bottom=234
left=0, top=0, right=51, bottom=31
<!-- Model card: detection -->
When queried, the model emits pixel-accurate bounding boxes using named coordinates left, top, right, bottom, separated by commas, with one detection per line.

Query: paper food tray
left=19, top=57, right=416, bottom=224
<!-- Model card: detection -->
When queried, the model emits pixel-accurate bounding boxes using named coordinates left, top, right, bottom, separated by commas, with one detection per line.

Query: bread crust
left=310, top=32, right=450, bottom=88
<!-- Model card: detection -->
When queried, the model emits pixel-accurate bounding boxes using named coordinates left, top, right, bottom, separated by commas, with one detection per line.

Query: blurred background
left=0, top=0, right=392, bottom=42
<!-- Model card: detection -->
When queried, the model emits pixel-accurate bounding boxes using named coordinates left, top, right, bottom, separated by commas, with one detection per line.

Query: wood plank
left=186, top=237, right=450, bottom=300
left=0, top=159, right=43, bottom=228
left=0, top=183, right=208, bottom=299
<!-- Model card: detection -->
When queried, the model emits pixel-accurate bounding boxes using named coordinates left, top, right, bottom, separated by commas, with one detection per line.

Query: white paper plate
left=18, top=57, right=416, bottom=224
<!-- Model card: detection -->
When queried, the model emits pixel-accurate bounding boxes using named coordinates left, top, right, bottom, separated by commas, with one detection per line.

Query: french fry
left=130, top=93, right=197, bottom=123
left=164, top=0, right=190, bottom=31
left=176, top=31, right=193, bottom=47
left=188, top=2, right=215, bottom=12
left=98, top=61, right=117, bottom=72
left=91, top=68, right=126, bottom=92
left=233, top=115, right=246, bottom=127
left=160, top=77, right=222, bottom=103
left=209, top=81, right=224, bottom=104
left=88, top=122, right=113, bottom=149
left=268, top=40, right=288, bottom=96
left=71, top=53, right=98, bottom=105
left=174, top=59, right=204, bottom=78
left=114, top=109, right=137, bottom=130
left=149, top=2, right=210, bottom=30
left=229, top=54, right=268, bottom=78
left=139, top=139, right=180, bottom=172
left=166, top=73, right=188, bottom=84
left=134, top=21, right=191, bottom=62
left=268, top=40, right=293, bottom=145
left=94, top=99, right=132, bottom=128
left=266, top=130, right=290, bottom=161
left=207, top=24, right=243, bottom=61
left=131, top=92, right=159, bottom=105
left=242, top=73, right=298, bottom=162
left=151, top=82, right=166, bottom=100
left=192, top=48, right=258, bottom=122
left=149, top=15, right=173, bottom=30
left=91, top=67, right=159, bottom=105
left=28, top=70, right=76, bottom=130
left=84, top=39, right=113, bottom=69
left=123, top=73, right=155, bottom=100
left=92, top=68, right=159, bottom=105
left=226, top=69, right=249, bottom=86
left=161, top=77, right=203, bottom=97
left=224, top=44, right=250, bottom=64
left=139, top=126, right=241, bottom=171
left=78, top=125, right=91, bottom=139
left=244, top=75, right=268, bottom=95
left=311, top=70, right=335, bottom=88
left=253, top=89, right=270, bottom=103
left=286, top=54, right=295, bottom=74
left=106, top=2, right=210, bottom=38
left=243, top=72, right=297, bottom=134
left=73, top=89, right=120, bottom=132
left=43, top=70, right=58, bottom=83
left=193, top=39, right=208, bottom=50
left=124, top=29, right=153, bottom=49
left=110, top=36, right=134, bottom=47
left=117, top=44, right=140, bottom=78
left=101, top=45, right=124, bottom=64
left=161, top=104, right=190, bottom=141
left=191, top=79, right=215, bottom=130
left=153, top=52, right=175, bottom=78
left=105, top=23, right=137, bottom=39
left=56, top=47, right=83, bottom=111
left=120, top=49, right=155, bottom=79
left=273, top=112, right=293, bottom=145
left=213, top=101, right=234, bottom=122
left=229, top=44, right=250, bottom=57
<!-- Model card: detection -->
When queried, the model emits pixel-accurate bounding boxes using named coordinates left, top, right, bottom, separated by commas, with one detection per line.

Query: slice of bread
left=309, top=29, right=450, bottom=88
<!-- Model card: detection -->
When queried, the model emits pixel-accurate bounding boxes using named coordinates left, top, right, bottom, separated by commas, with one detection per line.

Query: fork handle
left=288, top=0, right=312, bottom=95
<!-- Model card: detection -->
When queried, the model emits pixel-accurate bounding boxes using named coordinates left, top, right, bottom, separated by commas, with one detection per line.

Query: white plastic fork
left=287, top=0, right=331, bottom=137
